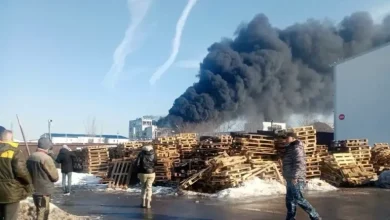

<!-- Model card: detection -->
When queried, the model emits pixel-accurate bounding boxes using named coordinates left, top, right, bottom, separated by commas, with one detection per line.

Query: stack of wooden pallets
left=316, top=145, right=329, bottom=161
left=154, top=145, right=176, bottom=183
left=371, top=143, right=390, bottom=173
left=82, top=146, right=109, bottom=177
left=321, top=153, right=377, bottom=186
left=175, top=133, right=197, bottom=144
left=288, top=126, right=321, bottom=179
left=179, top=154, right=283, bottom=193
left=109, top=142, right=142, bottom=160
left=157, top=136, right=177, bottom=145
left=219, top=135, right=233, bottom=144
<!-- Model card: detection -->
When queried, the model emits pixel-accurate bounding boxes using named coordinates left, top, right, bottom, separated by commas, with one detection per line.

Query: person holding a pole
left=0, top=127, right=33, bottom=220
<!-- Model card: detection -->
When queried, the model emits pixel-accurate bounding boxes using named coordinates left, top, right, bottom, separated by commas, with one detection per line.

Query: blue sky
left=1, top=0, right=389, bottom=140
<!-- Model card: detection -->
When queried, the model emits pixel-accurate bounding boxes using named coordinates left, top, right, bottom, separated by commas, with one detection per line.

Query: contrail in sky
left=102, top=0, right=152, bottom=89
left=149, top=0, right=198, bottom=85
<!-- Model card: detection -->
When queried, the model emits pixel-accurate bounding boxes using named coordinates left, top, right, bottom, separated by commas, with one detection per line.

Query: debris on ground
left=18, top=198, right=90, bottom=220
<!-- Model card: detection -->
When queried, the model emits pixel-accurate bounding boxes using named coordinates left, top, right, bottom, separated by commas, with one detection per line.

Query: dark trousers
left=33, top=195, right=51, bottom=220
left=0, top=202, right=20, bottom=220
left=285, top=180, right=320, bottom=220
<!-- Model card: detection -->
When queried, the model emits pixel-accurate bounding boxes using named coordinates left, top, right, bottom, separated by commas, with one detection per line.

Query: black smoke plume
left=160, top=12, right=390, bottom=128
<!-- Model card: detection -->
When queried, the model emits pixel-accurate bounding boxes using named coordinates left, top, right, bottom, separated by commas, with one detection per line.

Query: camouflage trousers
left=285, top=180, right=320, bottom=220
left=33, top=195, right=51, bottom=220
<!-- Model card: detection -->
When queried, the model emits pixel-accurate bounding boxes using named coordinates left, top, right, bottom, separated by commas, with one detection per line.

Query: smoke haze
left=161, top=12, right=390, bottom=127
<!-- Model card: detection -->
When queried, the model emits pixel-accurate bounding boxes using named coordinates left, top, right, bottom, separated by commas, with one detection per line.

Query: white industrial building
left=129, top=116, right=158, bottom=140
left=41, top=133, right=129, bottom=144
left=334, top=43, right=390, bottom=144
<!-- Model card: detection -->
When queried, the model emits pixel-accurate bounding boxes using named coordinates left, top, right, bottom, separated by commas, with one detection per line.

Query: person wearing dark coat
left=135, top=145, right=156, bottom=209
left=55, top=145, right=75, bottom=194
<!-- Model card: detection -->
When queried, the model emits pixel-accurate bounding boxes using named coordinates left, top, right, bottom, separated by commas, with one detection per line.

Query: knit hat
left=142, top=145, right=153, bottom=151
left=63, top=145, right=71, bottom=151
left=38, top=137, right=53, bottom=150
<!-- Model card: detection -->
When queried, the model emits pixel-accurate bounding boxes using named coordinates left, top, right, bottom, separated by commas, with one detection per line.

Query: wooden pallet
left=289, top=126, right=314, bottom=132
left=179, top=167, right=211, bottom=189
left=108, top=161, right=132, bottom=189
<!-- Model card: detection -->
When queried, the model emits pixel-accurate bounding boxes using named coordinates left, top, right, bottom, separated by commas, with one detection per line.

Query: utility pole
left=48, top=119, right=53, bottom=140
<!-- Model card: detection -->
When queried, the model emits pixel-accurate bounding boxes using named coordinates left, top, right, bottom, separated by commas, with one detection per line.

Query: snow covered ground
left=55, top=170, right=337, bottom=199
left=55, top=169, right=102, bottom=187
left=124, top=177, right=337, bottom=199
left=19, top=197, right=90, bottom=220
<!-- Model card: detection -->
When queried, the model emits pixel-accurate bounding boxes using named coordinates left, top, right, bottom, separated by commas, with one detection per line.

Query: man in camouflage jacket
left=282, top=132, right=321, bottom=220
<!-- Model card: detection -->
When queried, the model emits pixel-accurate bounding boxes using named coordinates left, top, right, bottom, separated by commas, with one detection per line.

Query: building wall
left=106, top=138, right=129, bottom=144
left=334, top=44, right=390, bottom=144
left=51, top=136, right=127, bottom=144
left=129, top=116, right=155, bottom=140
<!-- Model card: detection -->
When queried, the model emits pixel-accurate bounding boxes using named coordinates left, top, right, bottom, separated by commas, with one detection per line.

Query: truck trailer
left=334, top=43, right=390, bottom=144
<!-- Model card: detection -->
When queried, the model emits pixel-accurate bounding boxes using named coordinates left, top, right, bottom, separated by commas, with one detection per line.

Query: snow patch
left=190, top=178, right=337, bottom=199
left=20, top=197, right=89, bottom=219
left=306, top=178, right=338, bottom=191
left=55, top=169, right=102, bottom=187
left=213, top=178, right=286, bottom=199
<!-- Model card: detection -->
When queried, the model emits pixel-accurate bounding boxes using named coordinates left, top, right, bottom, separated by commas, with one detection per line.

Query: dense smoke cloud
left=161, top=12, right=390, bottom=127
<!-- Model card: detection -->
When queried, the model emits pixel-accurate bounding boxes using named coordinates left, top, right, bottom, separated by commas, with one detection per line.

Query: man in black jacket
left=56, top=145, right=76, bottom=195
left=135, top=145, right=156, bottom=209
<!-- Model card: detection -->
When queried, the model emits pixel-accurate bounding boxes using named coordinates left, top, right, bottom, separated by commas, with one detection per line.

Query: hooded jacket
left=135, top=145, right=157, bottom=174
left=282, top=140, right=306, bottom=180
left=0, top=142, right=33, bottom=203
left=56, top=146, right=76, bottom=174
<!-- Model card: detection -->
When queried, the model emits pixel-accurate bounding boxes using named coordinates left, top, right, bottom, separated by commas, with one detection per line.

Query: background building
left=129, top=116, right=160, bottom=140
left=41, top=133, right=128, bottom=144
left=334, top=43, right=390, bottom=144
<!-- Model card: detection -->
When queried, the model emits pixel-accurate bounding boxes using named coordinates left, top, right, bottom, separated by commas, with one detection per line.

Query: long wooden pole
left=16, top=114, right=31, bottom=156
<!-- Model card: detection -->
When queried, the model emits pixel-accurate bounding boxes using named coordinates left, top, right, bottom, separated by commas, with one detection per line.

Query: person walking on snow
left=135, top=145, right=156, bottom=209
left=283, top=132, right=321, bottom=220
left=0, top=128, right=33, bottom=220
left=56, top=145, right=76, bottom=195
left=27, top=137, right=59, bottom=220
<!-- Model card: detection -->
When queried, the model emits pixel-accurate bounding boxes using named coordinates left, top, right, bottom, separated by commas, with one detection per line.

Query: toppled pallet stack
left=83, top=146, right=109, bottom=177
left=332, top=139, right=374, bottom=173
left=288, top=126, right=320, bottom=179
left=371, top=143, right=390, bottom=173
left=321, top=153, right=377, bottom=186
left=179, top=154, right=282, bottom=193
